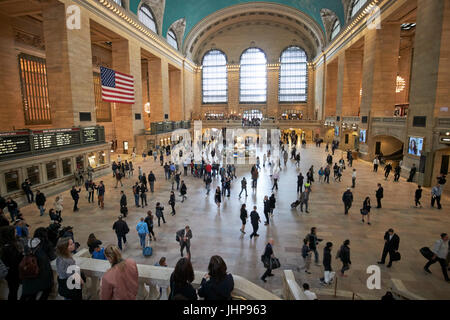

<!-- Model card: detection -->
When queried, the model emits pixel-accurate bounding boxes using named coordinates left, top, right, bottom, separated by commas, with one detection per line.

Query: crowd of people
left=0, top=136, right=448, bottom=301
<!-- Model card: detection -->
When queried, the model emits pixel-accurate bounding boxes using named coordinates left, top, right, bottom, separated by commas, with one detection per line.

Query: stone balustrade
left=36, top=249, right=280, bottom=300
left=282, top=270, right=309, bottom=300
left=389, top=279, right=426, bottom=300
left=371, top=117, right=407, bottom=124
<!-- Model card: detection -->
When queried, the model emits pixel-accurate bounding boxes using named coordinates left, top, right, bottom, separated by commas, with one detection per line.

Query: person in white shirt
left=352, top=169, right=357, bottom=188
left=424, top=233, right=449, bottom=282
left=373, top=157, right=379, bottom=172
left=302, top=283, right=318, bottom=300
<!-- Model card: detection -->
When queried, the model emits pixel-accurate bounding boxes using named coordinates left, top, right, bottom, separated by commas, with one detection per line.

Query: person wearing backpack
left=136, top=217, right=149, bottom=249
left=0, top=226, right=24, bottom=300
left=338, top=240, right=351, bottom=277
left=144, top=211, right=156, bottom=241
left=112, top=215, right=129, bottom=250
left=20, top=227, right=56, bottom=301
left=56, top=237, right=83, bottom=300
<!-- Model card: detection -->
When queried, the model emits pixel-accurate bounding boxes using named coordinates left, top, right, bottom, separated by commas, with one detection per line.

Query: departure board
left=82, top=127, right=99, bottom=143
left=32, top=128, right=81, bottom=150
left=0, top=132, right=31, bottom=157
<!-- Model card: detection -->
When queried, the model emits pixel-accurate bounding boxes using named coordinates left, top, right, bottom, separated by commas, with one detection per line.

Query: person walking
left=263, top=196, right=270, bottom=226
left=269, top=193, right=276, bottom=217
left=351, top=169, right=357, bottom=188
left=272, top=171, right=279, bottom=191
left=299, top=238, right=312, bottom=274
left=155, top=202, right=166, bottom=226
left=101, top=245, right=139, bottom=300
left=260, top=238, right=275, bottom=282
left=114, top=169, right=123, bottom=188
left=307, top=227, right=322, bottom=265
left=70, top=186, right=81, bottom=212
left=249, top=206, right=261, bottom=239
left=176, top=226, right=193, bottom=258
left=132, top=182, right=140, bottom=208
left=415, top=185, right=423, bottom=208
left=361, top=197, right=371, bottom=225
left=377, top=228, right=400, bottom=268
left=240, top=204, right=248, bottom=234
left=251, top=167, right=259, bottom=189
left=407, top=164, right=417, bottom=182
left=5, top=198, right=18, bottom=222
left=144, top=211, right=156, bottom=241
left=431, top=184, right=442, bottom=209
left=375, top=183, right=383, bottom=208
left=205, top=174, right=212, bottom=195
left=35, top=190, right=46, bottom=216
left=320, top=242, right=335, bottom=285
left=297, top=172, right=304, bottom=193
left=239, top=177, right=248, bottom=198
left=120, top=191, right=127, bottom=217
left=338, top=240, right=351, bottom=277
left=148, top=171, right=156, bottom=193
left=136, top=218, right=149, bottom=249
left=342, top=188, right=353, bottom=215
left=112, top=215, right=129, bottom=250
left=87, top=181, right=95, bottom=203
left=424, top=233, right=449, bottom=282
left=140, top=183, right=148, bottom=208
left=373, top=157, right=379, bottom=172
left=97, top=181, right=105, bottom=209
left=299, top=188, right=310, bottom=213
left=215, top=187, right=222, bottom=208
left=21, top=179, right=34, bottom=204
left=180, top=181, right=187, bottom=203
left=394, top=165, right=401, bottom=182
left=384, top=163, right=392, bottom=180
left=169, top=191, right=176, bottom=216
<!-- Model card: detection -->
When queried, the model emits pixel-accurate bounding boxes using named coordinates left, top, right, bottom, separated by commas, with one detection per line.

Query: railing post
left=334, top=276, right=338, bottom=298
left=136, top=280, right=149, bottom=300
left=159, top=285, right=169, bottom=300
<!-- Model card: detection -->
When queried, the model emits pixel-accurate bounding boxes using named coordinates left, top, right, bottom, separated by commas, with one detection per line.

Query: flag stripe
left=102, top=85, right=134, bottom=94
left=102, top=96, right=135, bottom=104
left=102, top=91, right=135, bottom=99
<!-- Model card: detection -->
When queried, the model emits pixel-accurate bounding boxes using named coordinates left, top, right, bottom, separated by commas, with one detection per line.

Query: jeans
left=38, top=205, right=45, bottom=216
left=117, top=234, right=127, bottom=250
left=134, top=194, right=140, bottom=207
left=25, top=191, right=34, bottom=203
left=73, top=199, right=79, bottom=211
left=141, top=194, right=147, bottom=207
left=180, top=242, right=190, bottom=257
left=138, top=233, right=147, bottom=248
left=344, top=202, right=351, bottom=214
left=88, top=192, right=94, bottom=203
left=239, top=187, right=247, bottom=197
left=157, top=215, right=166, bottom=226
left=9, top=209, right=17, bottom=221
left=341, top=262, right=350, bottom=274
left=150, top=181, right=154, bottom=193
left=311, top=248, right=319, bottom=263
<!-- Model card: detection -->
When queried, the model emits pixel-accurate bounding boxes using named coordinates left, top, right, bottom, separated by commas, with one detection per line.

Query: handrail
left=282, top=270, right=309, bottom=300
left=48, top=254, right=281, bottom=300
left=389, top=279, right=426, bottom=300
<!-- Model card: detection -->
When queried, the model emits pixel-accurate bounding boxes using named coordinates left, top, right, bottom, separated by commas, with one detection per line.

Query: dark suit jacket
left=177, top=229, right=192, bottom=245
left=383, top=232, right=400, bottom=251
left=263, top=243, right=273, bottom=258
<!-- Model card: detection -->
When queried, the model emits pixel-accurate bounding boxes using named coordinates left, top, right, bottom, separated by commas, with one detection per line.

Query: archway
left=432, top=147, right=450, bottom=194
left=370, top=135, right=404, bottom=165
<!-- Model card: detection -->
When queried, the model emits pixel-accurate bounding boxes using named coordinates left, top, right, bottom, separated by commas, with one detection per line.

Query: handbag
left=269, top=257, right=281, bottom=269
left=391, top=251, right=401, bottom=262
left=420, top=247, right=434, bottom=261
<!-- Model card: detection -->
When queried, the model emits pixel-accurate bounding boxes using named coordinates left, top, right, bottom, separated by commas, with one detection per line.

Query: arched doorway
left=432, top=147, right=450, bottom=194
left=370, top=135, right=404, bottom=165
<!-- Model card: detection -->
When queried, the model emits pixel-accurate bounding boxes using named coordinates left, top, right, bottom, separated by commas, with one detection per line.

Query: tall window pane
left=138, top=5, right=157, bottom=33
left=167, top=30, right=178, bottom=50
left=279, top=46, right=307, bottom=102
left=331, top=19, right=341, bottom=39
left=202, top=50, right=227, bottom=103
left=240, top=48, right=267, bottom=103
left=18, top=53, right=51, bottom=125
left=351, top=0, right=368, bottom=18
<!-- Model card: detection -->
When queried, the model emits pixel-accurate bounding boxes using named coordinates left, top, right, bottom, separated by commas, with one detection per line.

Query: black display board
left=82, top=127, right=99, bottom=144
left=0, top=131, right=31, bottom=157
left=32, top=128, right=81, bottom=151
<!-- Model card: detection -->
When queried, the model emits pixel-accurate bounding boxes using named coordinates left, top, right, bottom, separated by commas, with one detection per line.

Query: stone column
left=324, top=60, right=338, bottom=117
left=342, top=49, right=363, bottom=116
left=169, top=67, right=182, bottom=121
left=335, top=54, right=345, bottom=119
left=227, top=66, right=239, bottom=115
left=161, top=59, right=170, bottom=120
left=42, top=0, right=96, bottom=128
left=148, top=57, right=164, bottom=122
left=405, top=0, right=448, bottom=187
left=266, top=66, right=279, bottom=118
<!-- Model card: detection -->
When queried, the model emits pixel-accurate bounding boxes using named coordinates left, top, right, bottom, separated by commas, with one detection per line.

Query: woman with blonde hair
left=101, top=245, right=139, bottom=300
left=56, top=237, right=83, bottom=300
left=54, top=195, right=63, bottom=217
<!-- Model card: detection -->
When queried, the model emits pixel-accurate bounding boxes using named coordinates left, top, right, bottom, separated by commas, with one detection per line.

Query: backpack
left=19, top=244, right=40, bottom=280
left=0, top=258, right=9, bottom=280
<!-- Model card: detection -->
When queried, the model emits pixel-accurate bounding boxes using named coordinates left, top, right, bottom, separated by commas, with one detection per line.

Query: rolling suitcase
left=143, top=238, right=152, bottom=257
left=291, top=200, right=301, bottom=208
left=420, top=247, right=434, bottom=260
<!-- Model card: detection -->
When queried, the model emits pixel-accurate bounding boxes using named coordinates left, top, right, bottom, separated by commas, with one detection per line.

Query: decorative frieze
left=14, top=29, right=45, bottom=51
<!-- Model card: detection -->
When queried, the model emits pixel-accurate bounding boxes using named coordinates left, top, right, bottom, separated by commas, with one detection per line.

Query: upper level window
left=279, top=46, right=308, bottom=103
left=112, top=0, right=123, bottom=7
left=240, top=48, right=267, bottom=103
left=167, top=29, right=178, bottom=50
left=331, top=19, right=341, bottom=40
left=351, top=0, right=368, bottom=18
left=138, top=5, right=157, bottom=33
left=202, top=50, right=227, bottom=104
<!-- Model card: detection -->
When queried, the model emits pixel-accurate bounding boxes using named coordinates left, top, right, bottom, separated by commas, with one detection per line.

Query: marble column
left=147, top=57, right=164, bottom=122
left=169, top=67, right=182, bottom=121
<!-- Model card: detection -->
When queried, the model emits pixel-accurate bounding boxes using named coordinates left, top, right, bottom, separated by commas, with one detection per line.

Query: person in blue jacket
left=136, top=217, right=149, bottom=248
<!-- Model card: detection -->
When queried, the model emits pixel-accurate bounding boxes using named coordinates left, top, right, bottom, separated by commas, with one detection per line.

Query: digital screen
left=408, top=137, right=424, bottom=156
left=0, top=132, right=31, bottom=157
left=82, top=127, right=99, bottom=144
left=335, top=126, right=340, bottom=137
left=32, top=128, right=81, bottom=151
left=359, top=129, right=367, bottom=143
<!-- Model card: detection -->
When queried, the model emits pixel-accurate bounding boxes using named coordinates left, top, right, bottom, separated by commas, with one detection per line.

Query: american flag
left=100, top=66, right=135, bottom=104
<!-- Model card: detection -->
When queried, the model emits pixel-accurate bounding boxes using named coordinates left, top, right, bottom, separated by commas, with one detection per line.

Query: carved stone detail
left=342, top=0, right=354, bottom=23
left=168, top=17, right=186, bottom=48
left=320, top=8, right=339, bottom=43
left=14, top=29, right=45, bottom=51
left=140, top=0, right=165, bottom=35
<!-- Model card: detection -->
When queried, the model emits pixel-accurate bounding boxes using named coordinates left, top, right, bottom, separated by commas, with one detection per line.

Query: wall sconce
left=144, top=102, right=151, bottom=114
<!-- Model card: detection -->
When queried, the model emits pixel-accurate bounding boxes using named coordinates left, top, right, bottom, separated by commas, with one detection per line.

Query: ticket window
left=27, top=166, right=40, bottom=185
left=46, top=162, right=57, bottom=181
left=76, top=156, right=84, bottom=170
left=5, top=171, right=20, bottom=193
left=87, top=152, right=97, bottom=168
left=98, top=151, right=106, bottom=166
left=62, top=158, right=72, bottom=176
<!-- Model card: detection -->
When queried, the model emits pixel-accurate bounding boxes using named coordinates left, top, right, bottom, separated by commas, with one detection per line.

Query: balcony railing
left=372, top=117, right=406, bottom=124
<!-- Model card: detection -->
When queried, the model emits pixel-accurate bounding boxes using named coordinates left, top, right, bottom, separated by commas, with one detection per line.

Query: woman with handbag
left=361, top=197, right=371, bottom=225
left=56, top=237, right=83, bottom=300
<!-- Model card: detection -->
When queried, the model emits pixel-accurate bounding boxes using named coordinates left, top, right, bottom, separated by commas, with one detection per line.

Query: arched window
left=331, top=19, right=341, bottom=40
left=112, top=0, right=123, bottom=7
left=350, top=0, right=368, bottom=18
left=279, top=46, right=308, bottom=102
left=240, top=48, right=267, bottom=103
left=138, top=4, right=157, bottom=33
left=202, top=50, right=227, bottom=103
left=167, top=29, right=178, bottom=50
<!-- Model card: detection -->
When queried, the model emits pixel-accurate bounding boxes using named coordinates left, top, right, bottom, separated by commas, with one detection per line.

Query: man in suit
left=70, top=186, right=81, bottom=212
left=342, top=188, right=353, bottom=215
left=375, top=183, right=384, bottom=208
left=120, top=191, right=127, bottom=217
left=176, top=226, right=193, bottom=258
left=261, top=238, right=275, bottom=282
left=378, top=228, right=400, bottom=268
left=249, top=206, right=261, bottom=239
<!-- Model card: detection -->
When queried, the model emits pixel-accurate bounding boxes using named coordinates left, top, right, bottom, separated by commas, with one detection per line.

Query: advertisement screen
left=408, top=137, right=424, bottom=156
left=359, top=129, right=367, bottom=143
left=334, top=126, right=339, bottom=137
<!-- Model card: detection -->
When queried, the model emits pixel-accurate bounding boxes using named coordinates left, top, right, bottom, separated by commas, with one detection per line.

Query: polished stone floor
left=16, top=144, right=450, bottom=300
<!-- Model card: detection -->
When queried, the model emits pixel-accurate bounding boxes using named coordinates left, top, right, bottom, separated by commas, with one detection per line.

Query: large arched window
left=350, top=0, right=368, bottom=18
left=112, top=0, right=123, bottom=7
left=202, top=50, right=228, bottom=104
left=331, top=19, right=341, bottom=40
left=240, top=48, right=267, bottom=103
left=279, top=46, right=308, bottom=102
left=167, top=29, right=178, bottom=50
left=138, top=4, right=157, bottom=33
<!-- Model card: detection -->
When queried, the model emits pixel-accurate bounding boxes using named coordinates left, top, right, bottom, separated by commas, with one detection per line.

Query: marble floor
left=14, top=144, right=450, bottom=300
